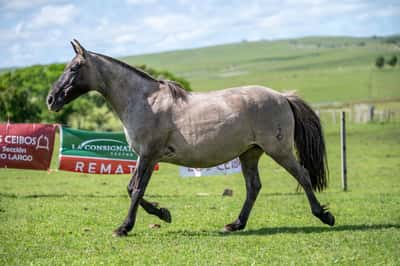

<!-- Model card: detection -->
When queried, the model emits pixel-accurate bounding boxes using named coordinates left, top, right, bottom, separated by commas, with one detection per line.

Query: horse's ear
left=70, top=39, right=87, bottom=58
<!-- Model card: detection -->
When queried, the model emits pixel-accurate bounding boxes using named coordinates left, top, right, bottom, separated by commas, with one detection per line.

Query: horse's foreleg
left=113, top=156, right=156, bottom=237
left=224, top=148, right=263, bottom=232
left=140, top=198, right=172, bottom=223
left=126, top=168, right=171, bottom=223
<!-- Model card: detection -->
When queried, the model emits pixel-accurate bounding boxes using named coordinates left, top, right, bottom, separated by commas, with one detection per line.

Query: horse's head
left=47, top=39, right=93, bottom=112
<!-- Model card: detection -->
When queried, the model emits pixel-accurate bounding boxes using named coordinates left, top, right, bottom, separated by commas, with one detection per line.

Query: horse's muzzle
left=47, top=93, right=63, bottom=112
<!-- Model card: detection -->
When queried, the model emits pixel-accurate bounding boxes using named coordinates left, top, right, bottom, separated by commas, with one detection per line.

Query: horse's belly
left=165, top=117, right=253, bottom=167
left=164, top=142, right=248, bottom=168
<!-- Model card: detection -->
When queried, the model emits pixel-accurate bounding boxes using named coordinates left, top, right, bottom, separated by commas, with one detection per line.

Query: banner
left=0, top=123, right=57, bottom=170
left=179, top=158, right=242, bottom=177
left=59, top=127, right=157, bottom=174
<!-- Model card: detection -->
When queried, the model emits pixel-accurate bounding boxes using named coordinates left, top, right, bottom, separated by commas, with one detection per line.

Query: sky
left=0, top=0, right=399, bottom=68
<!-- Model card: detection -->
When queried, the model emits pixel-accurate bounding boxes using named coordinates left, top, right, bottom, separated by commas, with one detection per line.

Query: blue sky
left=0, top=0, right=399, bottom=68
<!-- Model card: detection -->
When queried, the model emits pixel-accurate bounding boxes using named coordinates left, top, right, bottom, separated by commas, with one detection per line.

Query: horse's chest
left=123, top=126, right=146, bottom=155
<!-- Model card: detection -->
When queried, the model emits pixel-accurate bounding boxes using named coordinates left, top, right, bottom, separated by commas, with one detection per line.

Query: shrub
left=375, top=56, right=385, bottom=68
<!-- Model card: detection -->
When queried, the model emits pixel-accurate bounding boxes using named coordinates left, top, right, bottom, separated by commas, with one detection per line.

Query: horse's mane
left=91, top=52, right=158, bottom=82
left=159, top=79, right=188, bottom=101
left=92, top=52, right=188, bottom=101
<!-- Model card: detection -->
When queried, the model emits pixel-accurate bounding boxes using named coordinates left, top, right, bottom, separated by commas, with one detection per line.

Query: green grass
left=123, top=36, right=400, bottom=103
left=1, top=35, right=399, bottom=264
left=1, top=121, right=399, bottom=265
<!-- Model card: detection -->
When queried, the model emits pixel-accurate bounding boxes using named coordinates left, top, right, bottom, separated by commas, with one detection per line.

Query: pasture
left=125, top=36, right=400, bottom=103
left=1, top=121, right=399, bottom=265
left=1, top=36, right=399, bottom=264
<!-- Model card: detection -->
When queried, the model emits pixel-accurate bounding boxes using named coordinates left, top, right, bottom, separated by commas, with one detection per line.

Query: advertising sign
left=0, top=123, right=57, bottom=170
left=179, top=158, right=242, bottom=177
left=59, top=127, right=157, bottom=174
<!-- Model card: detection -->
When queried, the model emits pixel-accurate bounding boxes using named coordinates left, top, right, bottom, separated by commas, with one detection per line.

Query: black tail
left=285, top=94, right=328, bottom=192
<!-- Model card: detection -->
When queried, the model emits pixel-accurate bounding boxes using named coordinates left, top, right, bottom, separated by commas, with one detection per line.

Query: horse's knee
left=126, top=185, right=133, bottom=196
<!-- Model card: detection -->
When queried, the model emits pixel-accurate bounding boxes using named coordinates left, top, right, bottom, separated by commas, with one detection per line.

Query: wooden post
left=341, top=112, right=347, bottom=191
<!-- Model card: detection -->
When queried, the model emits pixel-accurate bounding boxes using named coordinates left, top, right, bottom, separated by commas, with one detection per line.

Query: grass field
left=1, top=121, right=399, bottom=265
left=1, top=36, right=399, bottom=264
left=124, top=36, right=400, bottom=104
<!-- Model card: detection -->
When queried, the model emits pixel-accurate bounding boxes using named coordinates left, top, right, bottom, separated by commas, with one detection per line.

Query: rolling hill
left=122, top=36, right=400, bottom=104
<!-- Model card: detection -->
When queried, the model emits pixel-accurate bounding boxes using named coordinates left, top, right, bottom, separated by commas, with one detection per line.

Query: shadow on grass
left=164, top=223, right=400, bottom=237
left=0, top=192, right=183, bottom=199
left=0, top=192, right=126, bottom=199
left=235, top=223, right=400, bottom=236
left=261, top=190, right=346, bottom=197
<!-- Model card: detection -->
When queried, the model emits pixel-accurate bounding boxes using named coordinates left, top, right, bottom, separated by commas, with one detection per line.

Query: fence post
left=341, top=112, right=347, bottom=191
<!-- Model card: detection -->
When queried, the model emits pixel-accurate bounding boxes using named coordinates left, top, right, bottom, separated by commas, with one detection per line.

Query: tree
left=387, top=55, right=397, bottom=67
left=0, top=85, right=41, bottom=122
left=0, top=64, right=73, bottom=124
left=375, top=56, right=385, bottom=68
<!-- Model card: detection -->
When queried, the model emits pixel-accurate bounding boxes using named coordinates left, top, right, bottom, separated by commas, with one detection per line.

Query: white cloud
left=374, top=7, right=400, bottom=17
left=144, top=14, right=193, bottom=32
left=15, top=22, right=24, bottom=35
left=115, top=34, right=136, bottom=44
left=0, top=0, right=58, bottom=10
left=126, top=0, right=158, bottom=5
left=30, top=4, right=78, bottom=29
left=1, top=0, right=399, bottom=68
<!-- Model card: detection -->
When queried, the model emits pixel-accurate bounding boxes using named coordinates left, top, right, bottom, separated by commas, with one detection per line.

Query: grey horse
left=47, top=40, right=335, bottom=237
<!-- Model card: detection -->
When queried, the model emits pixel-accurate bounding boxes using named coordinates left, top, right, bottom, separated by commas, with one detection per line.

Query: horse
left=47, top=40, right=335, bottom=237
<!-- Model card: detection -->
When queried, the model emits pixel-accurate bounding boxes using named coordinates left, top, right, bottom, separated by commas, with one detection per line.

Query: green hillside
left=122, top=36, right=400, bottom=104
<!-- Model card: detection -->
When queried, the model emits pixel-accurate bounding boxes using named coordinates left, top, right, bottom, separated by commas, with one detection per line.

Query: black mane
left=92, top=52, right=188, bottom=101
left=91, top=52, right=158, bottom=82
left=159, top=80, right=188, bottom=101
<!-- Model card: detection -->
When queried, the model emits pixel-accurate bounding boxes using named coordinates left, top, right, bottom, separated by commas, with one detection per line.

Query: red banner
left=59, top=156, right=137, bottom=174
left=0, top=123, right=57, bottom=170
left=59, top=156, right=159, bottom=174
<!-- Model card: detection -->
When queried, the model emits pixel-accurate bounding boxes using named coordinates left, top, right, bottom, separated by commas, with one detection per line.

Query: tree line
left=0, top=63, right=191, bottom=131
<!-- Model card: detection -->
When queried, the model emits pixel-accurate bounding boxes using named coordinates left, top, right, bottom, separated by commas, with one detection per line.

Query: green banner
left=60, top=127, right=138, bottom=160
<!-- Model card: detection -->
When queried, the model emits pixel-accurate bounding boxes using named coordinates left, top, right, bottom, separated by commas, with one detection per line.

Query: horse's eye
left=70, top=64, right=80, bottom=72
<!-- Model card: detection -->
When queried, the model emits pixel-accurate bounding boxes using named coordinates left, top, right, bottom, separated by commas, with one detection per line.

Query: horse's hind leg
left=271, top=152, right=335, bottom=226
left=224, top=147, right=263, bottom=232
left=127, top=170, right=171, bottom=223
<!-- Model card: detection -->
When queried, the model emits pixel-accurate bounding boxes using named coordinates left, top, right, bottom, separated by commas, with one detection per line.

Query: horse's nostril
left=47, top=95, right=54, bottom=105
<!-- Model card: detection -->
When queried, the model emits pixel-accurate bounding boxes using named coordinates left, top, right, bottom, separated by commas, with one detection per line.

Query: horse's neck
left=91, top=54, right=158, bottom=120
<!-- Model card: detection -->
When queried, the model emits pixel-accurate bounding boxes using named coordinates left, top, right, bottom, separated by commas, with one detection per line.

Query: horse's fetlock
left=312, top=207, right=323, bottom=217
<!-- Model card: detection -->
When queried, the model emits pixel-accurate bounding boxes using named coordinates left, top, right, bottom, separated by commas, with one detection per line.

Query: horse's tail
left=285, top=93, right=328, bottom=192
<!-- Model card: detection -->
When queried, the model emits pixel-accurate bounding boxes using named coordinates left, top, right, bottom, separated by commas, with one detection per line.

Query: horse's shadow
left=234, top=223, right=400, bottom=236
left=165, top=223, right=400, bottom=237
left=0, top=192, right=126, bottom=199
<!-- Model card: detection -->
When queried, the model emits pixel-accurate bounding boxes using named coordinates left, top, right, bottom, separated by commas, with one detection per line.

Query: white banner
left=179, top=158, right=241, bottom=177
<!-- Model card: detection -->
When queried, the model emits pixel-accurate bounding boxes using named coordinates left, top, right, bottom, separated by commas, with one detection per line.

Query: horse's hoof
left=160, top=208, right=172, bottom=223
left=222, top=222, right=245, bottom=233
left=318, top=211, right=335, bottom=226
left=323, top=212, right=335, bottom=226
left=222, top=225, right=235, bottom=233
left=112, top=227, right=128, bottom=237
